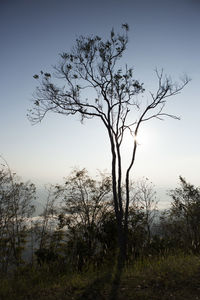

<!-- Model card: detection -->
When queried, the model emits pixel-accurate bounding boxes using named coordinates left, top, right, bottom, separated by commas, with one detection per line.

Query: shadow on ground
left=77, top=266, right=123, bottom=300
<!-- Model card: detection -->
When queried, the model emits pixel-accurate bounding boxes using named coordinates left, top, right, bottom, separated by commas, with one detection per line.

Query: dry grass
left=1, top=253, right=200, bottom=299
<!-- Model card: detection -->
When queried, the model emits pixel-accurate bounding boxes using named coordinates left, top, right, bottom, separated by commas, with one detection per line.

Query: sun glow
left=122, top=129, right=150, bottom=151
left=134, top=133, right=146, bottom=145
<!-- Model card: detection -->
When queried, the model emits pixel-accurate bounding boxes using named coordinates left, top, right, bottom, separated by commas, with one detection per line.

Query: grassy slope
left=1, top=253, right=200, bottom=300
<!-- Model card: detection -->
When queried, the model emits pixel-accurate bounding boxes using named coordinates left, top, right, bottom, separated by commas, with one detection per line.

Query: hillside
left=1, top=253, right=200, bottom=300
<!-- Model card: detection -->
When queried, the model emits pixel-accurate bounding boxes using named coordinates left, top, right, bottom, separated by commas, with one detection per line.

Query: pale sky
left=1, top=0, right=200, bottom=208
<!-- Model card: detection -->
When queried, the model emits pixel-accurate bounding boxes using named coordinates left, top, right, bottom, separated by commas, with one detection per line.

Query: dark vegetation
left=1, top=163, right=200, bottom=299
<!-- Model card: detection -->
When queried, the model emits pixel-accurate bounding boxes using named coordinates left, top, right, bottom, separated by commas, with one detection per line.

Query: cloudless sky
left=1, top=0, right=200, bottom=208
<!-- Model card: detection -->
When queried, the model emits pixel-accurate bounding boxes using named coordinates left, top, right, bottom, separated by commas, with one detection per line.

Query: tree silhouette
left=28, top=24, right=190, bottom=267
left=0, top=157, right=35, bottom=271
left=169, top=176, right=200, bottom=251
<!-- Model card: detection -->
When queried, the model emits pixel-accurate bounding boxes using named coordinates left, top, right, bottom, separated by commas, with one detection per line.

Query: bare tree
left=0, top=157, right=35, bottom=271
left=133, top=178, right=158, bottom=243
left=28, top=24, right=190, bottom=266
left=33, top=187, right=60, bottom=266
left=34, top=186, right=57, bottom=250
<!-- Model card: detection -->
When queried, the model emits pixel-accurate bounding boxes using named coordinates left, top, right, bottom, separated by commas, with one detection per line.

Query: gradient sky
left=1, top=0, right=200, bottom=208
